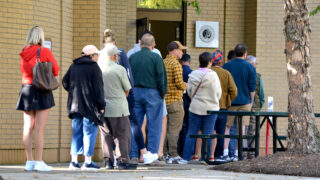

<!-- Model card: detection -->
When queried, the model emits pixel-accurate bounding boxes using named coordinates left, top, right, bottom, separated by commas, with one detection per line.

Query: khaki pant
left=164, top=102, right=184, bottom=157
left=226, top=104, right=252, bottom=126
left=99, top=116, right=131, bottom=164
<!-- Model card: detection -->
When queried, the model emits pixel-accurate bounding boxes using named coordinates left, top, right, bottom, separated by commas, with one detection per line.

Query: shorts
left=226, top=104, right=252, bottom=126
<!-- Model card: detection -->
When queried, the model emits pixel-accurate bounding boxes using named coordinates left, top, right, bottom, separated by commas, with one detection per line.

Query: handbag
left=32, top=48, right=59, bottom=91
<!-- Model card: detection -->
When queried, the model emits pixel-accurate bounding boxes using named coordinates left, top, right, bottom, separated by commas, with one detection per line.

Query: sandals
left=208, top=155, right=215, bottom=162
left=191, top=156, right=200, bottom=161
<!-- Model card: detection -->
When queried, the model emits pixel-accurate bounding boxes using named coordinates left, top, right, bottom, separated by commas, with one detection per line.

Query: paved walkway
left=0, top=162, right=318, bottom=180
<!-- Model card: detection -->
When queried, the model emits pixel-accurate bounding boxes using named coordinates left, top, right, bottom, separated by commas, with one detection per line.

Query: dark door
left=136, top=17, right=150, bottom=43
left=149, top=20, right=183, bottom=58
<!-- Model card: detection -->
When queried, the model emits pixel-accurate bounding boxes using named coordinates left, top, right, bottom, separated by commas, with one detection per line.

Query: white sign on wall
left=195, top=21, right=219, bottom=48
left=44, top=40, right=52, bottom=51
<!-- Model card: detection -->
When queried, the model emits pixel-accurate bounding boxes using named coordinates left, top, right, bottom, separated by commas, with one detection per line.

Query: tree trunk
left=284, top=0, right=320, bottom=153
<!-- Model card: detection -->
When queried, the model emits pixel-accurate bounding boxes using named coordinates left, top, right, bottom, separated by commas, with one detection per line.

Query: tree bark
left=284, top=0, right=320, bottom=153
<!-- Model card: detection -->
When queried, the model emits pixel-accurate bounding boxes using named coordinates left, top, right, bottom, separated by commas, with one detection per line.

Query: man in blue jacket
left=216, top=43, right=256, bottom=162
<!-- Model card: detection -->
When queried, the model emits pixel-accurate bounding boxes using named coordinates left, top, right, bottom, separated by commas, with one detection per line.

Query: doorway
left=136, top=6, right=185, bottom=58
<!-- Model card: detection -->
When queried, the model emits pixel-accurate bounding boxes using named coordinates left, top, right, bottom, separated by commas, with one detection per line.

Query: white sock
left=223, top=149, right=229, bottom=156
left=85, top=156, right=92, bottom=164
left=235, top=150, right=238, bottom=156
left=71, top=155, right=78, bottom=163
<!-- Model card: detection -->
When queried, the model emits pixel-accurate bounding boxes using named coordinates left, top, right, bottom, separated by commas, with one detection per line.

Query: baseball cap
left=167, top=41, right=187, bottom=52
left=82, top=45, right=99, bottom=56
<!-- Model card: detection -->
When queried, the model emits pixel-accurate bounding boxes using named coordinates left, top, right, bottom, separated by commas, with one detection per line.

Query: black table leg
left=273, top=116, right=277, bottom=154
left=238, top=115, right=243, bottom=160
left=255, top=115, right=260, bottom=157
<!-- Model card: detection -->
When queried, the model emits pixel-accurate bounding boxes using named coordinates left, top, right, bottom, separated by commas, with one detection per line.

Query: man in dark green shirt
left=129, top=33, right=167, bottom=158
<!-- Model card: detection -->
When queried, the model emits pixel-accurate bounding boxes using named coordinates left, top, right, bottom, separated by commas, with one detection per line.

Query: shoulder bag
left=32, top=48, right=59, bottom=91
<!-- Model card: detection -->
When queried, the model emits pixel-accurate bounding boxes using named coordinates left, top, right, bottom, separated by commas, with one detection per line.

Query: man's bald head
left=141, top=33, right=155, bottom=48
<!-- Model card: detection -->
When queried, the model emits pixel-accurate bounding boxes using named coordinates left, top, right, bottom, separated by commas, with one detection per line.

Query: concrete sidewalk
left=0, top=162, right=318, bottom=180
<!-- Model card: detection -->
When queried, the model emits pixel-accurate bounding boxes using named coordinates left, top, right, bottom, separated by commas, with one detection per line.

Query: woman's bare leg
left=210, top=130, right=217, bottom=157
left=158, top=116, right=167, bottom=157
left=33, top=108, right=50, bottom=161
left=23, top=111, right=36, bottom=161
left=140, top=117, right=147, bottom=160
left=193, top=130, right=202, bottom=158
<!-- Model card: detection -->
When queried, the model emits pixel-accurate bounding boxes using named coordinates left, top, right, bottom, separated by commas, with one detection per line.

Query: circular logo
left=199, top=25, right=215, bottom=43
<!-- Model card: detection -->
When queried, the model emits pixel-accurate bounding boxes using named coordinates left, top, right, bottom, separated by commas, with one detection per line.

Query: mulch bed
left=211, top=152, right=320, bottom=177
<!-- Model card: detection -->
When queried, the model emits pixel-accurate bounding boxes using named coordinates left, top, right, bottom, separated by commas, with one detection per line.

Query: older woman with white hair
left=17, top=26, right=60, bottom=171
left=99, top=44, right=137, bottom=170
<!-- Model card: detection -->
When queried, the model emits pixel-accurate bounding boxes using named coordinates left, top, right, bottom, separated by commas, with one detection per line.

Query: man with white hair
left=245, top=55, right=265, bottom=159
left=99, top=44, right=136, bottom=170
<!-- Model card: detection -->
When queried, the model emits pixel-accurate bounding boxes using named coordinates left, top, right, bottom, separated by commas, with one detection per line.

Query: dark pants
left=100, top=116, right=131, bottom=164
left=213, top=109, right=227, bottom=157
left=182, top=112, right=218, bottom=161
left=127, top=91, right=146, bottom=158
left=134, top=88, right=163, bottom=155
left=178, top=94, right=190, bottom=156
left=229, top=119, right=237, bottom=157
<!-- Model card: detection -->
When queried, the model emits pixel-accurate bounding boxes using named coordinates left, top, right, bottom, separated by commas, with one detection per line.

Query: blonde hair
left=103, top=29, right=115, bottom=44
left=25, top=26, right=45, bottom=46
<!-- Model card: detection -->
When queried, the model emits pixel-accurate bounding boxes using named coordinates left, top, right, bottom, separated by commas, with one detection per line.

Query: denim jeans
left=132, top=88, right=163, bottom=156
left=213, top=109, right=227, bottom=157
left=229, top=119, right=237, bottom=157
left=127, top=90, right=146, bottom=158
left=70, top=117, right=98, bottom=156
left=182, top=112, right=218, bottom=161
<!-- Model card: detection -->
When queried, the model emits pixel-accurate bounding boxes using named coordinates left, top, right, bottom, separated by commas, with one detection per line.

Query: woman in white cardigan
left=182, top=52, right=222, bottom=162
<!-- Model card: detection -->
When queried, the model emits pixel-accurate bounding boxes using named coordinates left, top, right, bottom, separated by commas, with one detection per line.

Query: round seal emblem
left=199, top=25, right=215, bottom=43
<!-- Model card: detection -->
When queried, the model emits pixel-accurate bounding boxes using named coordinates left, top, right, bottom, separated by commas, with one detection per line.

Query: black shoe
left=117, top=163, right=137, bottom=170
left=105, top=160, right=114, bottom=169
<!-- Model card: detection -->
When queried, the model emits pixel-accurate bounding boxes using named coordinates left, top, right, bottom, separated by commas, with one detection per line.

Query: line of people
left=17, top=26, right=264, bottom=172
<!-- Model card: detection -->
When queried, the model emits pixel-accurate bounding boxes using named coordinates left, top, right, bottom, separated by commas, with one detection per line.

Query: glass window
left=137, top=0, right=182, bottom=10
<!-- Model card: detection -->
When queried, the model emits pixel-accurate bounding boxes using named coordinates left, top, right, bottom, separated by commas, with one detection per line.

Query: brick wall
left=105, top=0, right=136, bottom=51
left=224, top=0, right=246, bottom=57
left=0, top=0, right=73, bottom=164
left=245, top=0, right=257, bottom=56
left=186, top=0, right=225, bottom=70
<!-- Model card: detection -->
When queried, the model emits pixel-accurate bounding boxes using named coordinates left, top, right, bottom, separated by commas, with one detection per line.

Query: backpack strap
left=36, top=48, right=41, bottom=62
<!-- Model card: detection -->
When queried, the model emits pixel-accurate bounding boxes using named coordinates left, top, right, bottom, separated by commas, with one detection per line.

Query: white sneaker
left=176, top=159, right=188, bottom=165
left=143, top=151, right=158, bottom=164
left=24, top=160, right=35, bottom=171
left=34, top=161, right=52, bottom=171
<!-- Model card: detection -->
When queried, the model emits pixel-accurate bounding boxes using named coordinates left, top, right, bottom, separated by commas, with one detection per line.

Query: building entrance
left=136, top=6, right=185, bottom=57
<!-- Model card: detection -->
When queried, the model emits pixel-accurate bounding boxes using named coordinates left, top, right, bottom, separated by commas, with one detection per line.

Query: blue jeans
left=127, top=90, right=146, bottom=158
left=229, top=119, right=237, bottom=157
left=182, top=112, right=218, bottom=161
left=70, top=117, right=98, bottom=156
left=132, top=88, right=163, bottom=156
left=213, top=109, right=227, bottom=157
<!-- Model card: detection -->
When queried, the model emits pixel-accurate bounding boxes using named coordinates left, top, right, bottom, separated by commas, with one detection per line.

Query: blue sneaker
left=69, top=162, right=80, bottom=170
left=81, top=162, right=100, bottom=170
left=215, top=155, right=231, bottom=163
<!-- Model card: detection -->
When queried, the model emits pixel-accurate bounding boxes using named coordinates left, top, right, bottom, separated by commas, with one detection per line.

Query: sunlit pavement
left=0, top=162, right=317, bottom=180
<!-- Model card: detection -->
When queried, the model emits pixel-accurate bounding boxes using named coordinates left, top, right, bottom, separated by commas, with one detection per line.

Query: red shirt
left=19, top=45, right=60, bottom=84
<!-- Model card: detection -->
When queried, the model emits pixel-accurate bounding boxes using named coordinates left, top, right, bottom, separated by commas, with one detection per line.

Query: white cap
left=82, top=45, right=99, bottom=56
